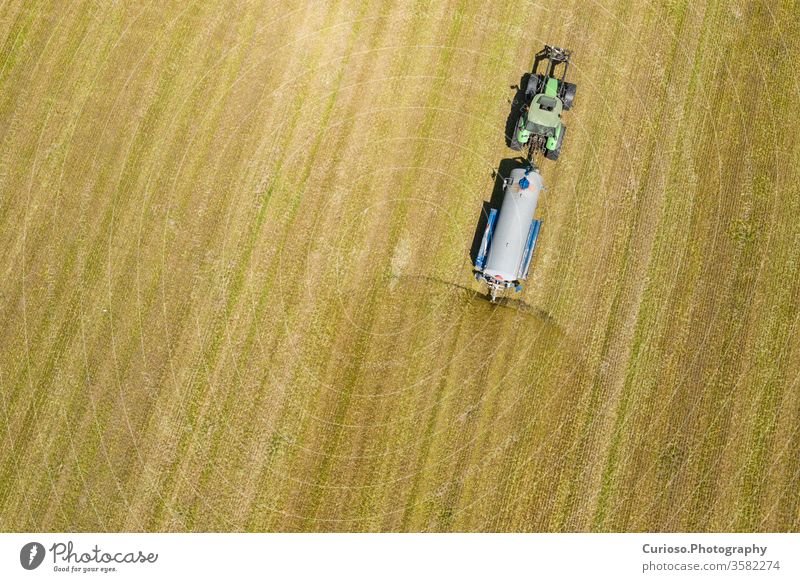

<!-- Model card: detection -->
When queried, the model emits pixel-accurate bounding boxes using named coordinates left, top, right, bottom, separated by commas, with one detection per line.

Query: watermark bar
left=2, top=533, right=798, bottom=581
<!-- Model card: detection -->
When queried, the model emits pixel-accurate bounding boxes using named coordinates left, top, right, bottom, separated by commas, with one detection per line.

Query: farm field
left=1, top=0, right=799, bottom=532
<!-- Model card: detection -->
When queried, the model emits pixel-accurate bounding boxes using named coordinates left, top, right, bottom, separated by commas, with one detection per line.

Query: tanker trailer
left=474, top=166, right=543, bottom=301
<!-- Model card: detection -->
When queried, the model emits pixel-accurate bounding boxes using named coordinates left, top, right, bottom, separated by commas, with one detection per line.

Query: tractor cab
left=525, top=94, right=563, bottom=131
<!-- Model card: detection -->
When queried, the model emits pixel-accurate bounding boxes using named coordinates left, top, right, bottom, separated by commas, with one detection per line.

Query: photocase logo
left=20, top=542, right=46, bottom=570
left=17, top=540, right=158, bottom=573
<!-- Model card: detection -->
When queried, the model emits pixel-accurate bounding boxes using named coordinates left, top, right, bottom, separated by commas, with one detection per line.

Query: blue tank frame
left=474, top=208, right=498, bottom=271
left=518, top=219, right=542, bottom=280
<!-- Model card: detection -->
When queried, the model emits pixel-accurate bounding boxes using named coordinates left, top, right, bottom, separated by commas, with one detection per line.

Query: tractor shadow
left=468, top=157, right=530, bottom=266
left=504, top=73, right=530, bottom=148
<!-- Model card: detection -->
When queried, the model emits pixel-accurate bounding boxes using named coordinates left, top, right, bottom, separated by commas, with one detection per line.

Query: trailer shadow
left=468, top=157, right=530, bottom=266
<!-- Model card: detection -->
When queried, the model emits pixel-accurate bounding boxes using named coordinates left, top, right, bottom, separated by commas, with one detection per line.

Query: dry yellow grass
left=1, top=0, right=799, bottom=531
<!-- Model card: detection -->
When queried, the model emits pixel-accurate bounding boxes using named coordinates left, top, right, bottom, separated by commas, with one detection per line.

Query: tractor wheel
left=526, top=74, right=543, bottom=97
left=545, top=126, right=566, bottom=160
left=561, top=82, right=577, bottom=110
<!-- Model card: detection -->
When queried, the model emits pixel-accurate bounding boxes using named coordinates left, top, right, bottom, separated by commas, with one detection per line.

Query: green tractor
left=510, top=45, right=576, bottom=161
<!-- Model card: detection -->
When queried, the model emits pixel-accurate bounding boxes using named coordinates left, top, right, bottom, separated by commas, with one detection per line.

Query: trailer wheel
left=561, top=82, right=577, bottom=110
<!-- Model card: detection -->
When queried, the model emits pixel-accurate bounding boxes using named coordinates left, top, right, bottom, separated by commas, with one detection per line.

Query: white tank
left=483, top=167, right=543, bottom=282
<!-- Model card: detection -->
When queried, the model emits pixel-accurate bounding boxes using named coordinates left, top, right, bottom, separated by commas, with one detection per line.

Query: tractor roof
left=525, top=94, right=562, bottom=131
